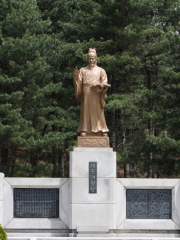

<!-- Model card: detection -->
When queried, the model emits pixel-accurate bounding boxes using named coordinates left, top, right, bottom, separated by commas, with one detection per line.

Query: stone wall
left=0, top=147, right=180, bottom=238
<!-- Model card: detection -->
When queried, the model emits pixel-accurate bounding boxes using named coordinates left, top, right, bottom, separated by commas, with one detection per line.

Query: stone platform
left=1, top=147, right=180, bottom=238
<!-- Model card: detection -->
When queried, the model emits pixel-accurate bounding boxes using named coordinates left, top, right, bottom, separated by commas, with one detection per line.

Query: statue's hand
left=74, top=66, right=79, bottom=76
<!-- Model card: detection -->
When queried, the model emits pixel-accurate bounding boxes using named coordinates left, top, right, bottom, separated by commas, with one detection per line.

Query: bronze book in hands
left=91, top=83, right=111, bottom=92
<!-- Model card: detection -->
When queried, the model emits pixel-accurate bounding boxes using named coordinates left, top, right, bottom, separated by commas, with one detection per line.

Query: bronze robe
left=74, top=65, right=109, bottom=133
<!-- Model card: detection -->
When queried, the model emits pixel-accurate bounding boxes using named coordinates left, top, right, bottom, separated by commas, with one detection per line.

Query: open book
left=90, top=83, right=111, bottom=92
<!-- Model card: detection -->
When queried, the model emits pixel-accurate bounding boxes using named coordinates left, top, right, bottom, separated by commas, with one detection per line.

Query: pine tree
left=1, top=0, right=180, bottom=178
left=0, top=0, right=76, bottom=177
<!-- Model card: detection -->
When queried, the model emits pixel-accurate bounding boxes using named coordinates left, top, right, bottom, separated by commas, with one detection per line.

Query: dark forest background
left=0, top=0, right=180, bottom=178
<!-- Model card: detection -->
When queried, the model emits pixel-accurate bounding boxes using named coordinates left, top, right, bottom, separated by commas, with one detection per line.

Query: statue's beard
left=89, top=62, right=96, bottom=68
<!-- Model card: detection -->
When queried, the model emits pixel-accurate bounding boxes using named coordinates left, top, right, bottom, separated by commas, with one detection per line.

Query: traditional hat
left=88, top=48, right=97, bottom=56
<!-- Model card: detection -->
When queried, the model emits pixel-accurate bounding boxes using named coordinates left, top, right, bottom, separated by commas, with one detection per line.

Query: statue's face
left=88, top=54, right=97, bottom=68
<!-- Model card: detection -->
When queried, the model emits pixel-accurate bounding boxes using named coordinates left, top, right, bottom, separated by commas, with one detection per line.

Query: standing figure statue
left=73, top=48, right=110, bottom=137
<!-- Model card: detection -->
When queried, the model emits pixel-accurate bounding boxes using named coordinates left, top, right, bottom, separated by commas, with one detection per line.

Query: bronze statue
left=73, top=48, right=110, bottom=137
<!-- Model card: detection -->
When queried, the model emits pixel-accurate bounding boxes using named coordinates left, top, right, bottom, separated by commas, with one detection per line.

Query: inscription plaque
left=126, top=189, right=171, bottom=219
left=89, top=162, right=97, bottom=193
left=14, top=188, right=59, bottom=218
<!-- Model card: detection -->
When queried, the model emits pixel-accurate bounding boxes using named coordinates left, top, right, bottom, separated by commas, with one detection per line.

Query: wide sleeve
left=100, top=68, right=108, bottom=85
left=73, top=69, right=83, bottom=100
left=100, top=68, right=108, bottom=108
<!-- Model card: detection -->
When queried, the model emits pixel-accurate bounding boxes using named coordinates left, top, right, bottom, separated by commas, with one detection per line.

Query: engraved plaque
left=14, top=188, right=59, bottom=218
left=126, top=189, right=171, bottom=219
left=89, top=162, right=97, bottom=193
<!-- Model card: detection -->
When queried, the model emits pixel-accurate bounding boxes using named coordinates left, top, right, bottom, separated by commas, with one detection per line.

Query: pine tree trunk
left=146, top=60, right=155, bottom=178
left=10, top=147, right=17, bottom=177
left=52, top=125, right=58, bottom=177
left=1, top=146, right=9, bottom=166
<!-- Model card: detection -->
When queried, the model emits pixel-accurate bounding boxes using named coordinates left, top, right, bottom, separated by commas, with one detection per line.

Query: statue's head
left=87, top=48, right=97, bottom=68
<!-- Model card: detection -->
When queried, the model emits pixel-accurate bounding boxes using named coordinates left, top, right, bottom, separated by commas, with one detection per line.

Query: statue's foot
left=81, top=132, right=86, bottom=137
left=102, top=133, right=108, bottom=137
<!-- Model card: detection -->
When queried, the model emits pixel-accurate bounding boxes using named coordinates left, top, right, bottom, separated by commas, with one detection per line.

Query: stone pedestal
left=69, top=147, right=116, bottom=236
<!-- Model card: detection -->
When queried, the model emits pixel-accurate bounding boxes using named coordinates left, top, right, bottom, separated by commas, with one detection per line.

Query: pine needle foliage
left=0, top=0, right=180, bottom=178
left=0, top=225, right=7, bottom=240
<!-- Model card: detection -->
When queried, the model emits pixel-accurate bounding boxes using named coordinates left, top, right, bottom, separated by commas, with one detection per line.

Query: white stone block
left=117, top=219, right=179, bottom=230
left=116, top=180, right=126, bottom=228
left=116, top=232, right=180, bottom=238
left=37, top=238, right=68, bottom=240
left=118, top=178, right=180, bottom=189
left=0, top=201, right=3, bottom=226
left=0, top=172, right=4, bottom=200
left=70, top=148, right=116, bottom=178
left=117, top=178, right=180, bottom=230
left=73, top=147, right=113, bottom=152
left=172, top=181, right=180, bottom=227
left=3, top=179, right=13, bottom=226
left=5, top=218, right=68, bottom=229
left=8, top=238, right=30, bottom=240
left=5, top=177, right=68, bottom=188
left=7, top=233, right=68, bottom=237
left=69, top=203, right=116, bottom=229
left=77, top=225, right=109, bottom=232
left=0, top=174, right=4, bottom=226
left=76, top=225, right=113, bottom=236
left=3, top=177, right=69, bottom=230
left=70, top=178, right=116, bottom=204
left=60, top=179, right=69, bottom=227
left=36, top=238, right=68, bottom=240
left=77, top=233, right=116, bottom=237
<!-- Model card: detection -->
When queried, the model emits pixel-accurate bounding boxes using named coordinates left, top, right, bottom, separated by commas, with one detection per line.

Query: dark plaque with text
left=89, top=162, right=97, bottom=193
left=14, top=188, right=59, bottom=218
left=126, top=189, right=171, bottom=219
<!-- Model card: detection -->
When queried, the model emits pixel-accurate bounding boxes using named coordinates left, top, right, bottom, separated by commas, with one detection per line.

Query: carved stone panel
left=77, top=136, right=109, bottom=147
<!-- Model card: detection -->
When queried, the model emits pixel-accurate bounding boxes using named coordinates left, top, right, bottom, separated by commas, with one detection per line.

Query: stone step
left=7, top=238, right=180, bottom=240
